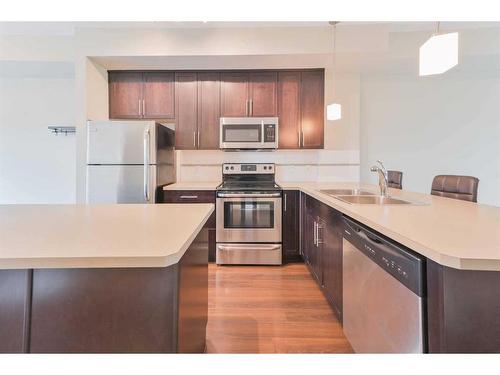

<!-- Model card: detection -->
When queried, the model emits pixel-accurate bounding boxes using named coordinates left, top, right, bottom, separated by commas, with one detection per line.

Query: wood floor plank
left=206, top=263, right=353, bottom=353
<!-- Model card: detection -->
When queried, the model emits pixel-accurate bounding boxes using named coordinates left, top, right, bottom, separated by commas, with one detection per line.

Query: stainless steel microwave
left=219, top=117, right=278, bottom=150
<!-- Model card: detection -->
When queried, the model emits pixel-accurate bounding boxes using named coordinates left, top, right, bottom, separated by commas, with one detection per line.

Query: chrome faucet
left=370, top=160, right=389, bottom=197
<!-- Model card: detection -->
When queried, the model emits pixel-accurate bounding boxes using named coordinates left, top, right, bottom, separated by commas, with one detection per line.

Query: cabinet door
left=320, top=208, right=343, bottom=321
left=143, top=72, right=175, bottom=119
left=300, top=71, right=324, bottom=149
left=175, top=73, right=198, bottom=150
left=249, top=71, right=277, bottom=117
left=282, top=190, right=301, bottom=263
left=220, top=72, right=249, bottom=117
left=277, top=71, right=301, bottom=149
left=109, top=72, right=143, bottom=119
left=197, top=72, right=220, bottom=150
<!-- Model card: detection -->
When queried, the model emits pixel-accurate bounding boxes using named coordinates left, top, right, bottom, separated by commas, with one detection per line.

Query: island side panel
left=0, top=270, right=32, bottom=353
left=427, top=260, right=500, bottom=353
left=29, top=265, right=179, bottom=353
left=177, top=227, right=209, bottom=353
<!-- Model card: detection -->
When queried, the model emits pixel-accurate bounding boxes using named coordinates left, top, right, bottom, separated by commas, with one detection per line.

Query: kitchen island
left=0, top=203, right=214, bottom=353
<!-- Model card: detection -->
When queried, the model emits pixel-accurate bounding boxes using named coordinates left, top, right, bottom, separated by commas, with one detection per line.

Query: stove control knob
left=230, top=166, right=234, bottom=170
left=263, top=166, right=267, bottom=170
left=225, top=166, right=229, bottom=170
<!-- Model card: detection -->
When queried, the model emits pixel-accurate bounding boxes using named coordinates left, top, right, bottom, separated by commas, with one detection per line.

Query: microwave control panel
left=264, top=124, right=276, bottom=143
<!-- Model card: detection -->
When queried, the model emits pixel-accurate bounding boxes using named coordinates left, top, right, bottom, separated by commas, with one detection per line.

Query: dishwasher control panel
left=343, top=216, right=424, bottom=297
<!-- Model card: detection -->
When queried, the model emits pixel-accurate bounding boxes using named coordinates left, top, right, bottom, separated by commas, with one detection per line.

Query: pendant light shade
left=419, top=32, right=458, bottom=76
left=327, top=103, right=342, bottom=121
left=328, top=21, right=342, bottom=121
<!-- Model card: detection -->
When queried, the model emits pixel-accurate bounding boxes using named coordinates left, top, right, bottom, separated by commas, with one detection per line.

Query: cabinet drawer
left=163, top=190, right=215, bottom=204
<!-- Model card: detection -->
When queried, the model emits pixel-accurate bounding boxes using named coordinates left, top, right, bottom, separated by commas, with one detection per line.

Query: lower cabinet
left=301, top=194, right=343, bottom=321
left=282, top=190, right=301, bottom=263
left=162, top=190, right=217, bottom=262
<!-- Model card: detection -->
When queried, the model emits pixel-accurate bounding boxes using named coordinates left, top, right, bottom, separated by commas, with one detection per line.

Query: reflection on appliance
left=216, top=163, right=282, bottom=265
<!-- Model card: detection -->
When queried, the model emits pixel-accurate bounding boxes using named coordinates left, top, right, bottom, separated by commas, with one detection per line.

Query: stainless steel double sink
left=319, top=188, right=416, bottom=205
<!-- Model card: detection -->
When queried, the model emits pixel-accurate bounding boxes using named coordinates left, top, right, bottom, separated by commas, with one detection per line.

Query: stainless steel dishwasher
left=342, top=216, right=425, bottom=353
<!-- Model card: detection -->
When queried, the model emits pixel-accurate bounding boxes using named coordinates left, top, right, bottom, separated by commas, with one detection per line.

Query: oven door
left=216, top=193, right=282, bottom=243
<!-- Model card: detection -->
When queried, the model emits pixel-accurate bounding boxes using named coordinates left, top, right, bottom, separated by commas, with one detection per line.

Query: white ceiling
left=1, top=21, right=499, bottom=36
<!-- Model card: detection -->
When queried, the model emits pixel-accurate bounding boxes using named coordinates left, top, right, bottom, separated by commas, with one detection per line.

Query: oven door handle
left=217, top=192, right=282, bottom=198
left=218, top=244, right=282, bottom=251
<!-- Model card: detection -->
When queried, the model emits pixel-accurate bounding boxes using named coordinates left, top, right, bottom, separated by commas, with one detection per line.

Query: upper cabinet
left=220, top=72, right=277, bottom=117
left=109, top=71, right=175, bottom=120
left=300, top=71, right=324, bottom=149
left=108, top=69, right=324, bottom=149
left=277, top=70, right=325, bottom=149
left=175, top=72, right=221, bottom=150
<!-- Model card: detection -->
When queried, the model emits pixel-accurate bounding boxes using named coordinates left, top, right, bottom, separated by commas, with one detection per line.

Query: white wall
left=0, top=77, right=76, bottom=203
left=360, top=70, right=500, bottom=206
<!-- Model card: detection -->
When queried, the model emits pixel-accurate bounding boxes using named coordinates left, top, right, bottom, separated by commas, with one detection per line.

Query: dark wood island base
left=0, top=228, right=209, bottom=353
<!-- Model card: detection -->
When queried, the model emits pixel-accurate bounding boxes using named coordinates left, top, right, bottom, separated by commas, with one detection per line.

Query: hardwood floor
left=206, top=263, right=353, bottom=353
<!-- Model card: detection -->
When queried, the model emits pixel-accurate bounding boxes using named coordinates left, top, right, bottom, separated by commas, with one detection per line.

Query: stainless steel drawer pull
left=180, top=195, right=198, bottom=199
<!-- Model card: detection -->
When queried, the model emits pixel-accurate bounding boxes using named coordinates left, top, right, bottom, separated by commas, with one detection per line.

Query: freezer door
left=87, top=121, right=158, bottom=165
left=86, top=165, right=157, bottom=203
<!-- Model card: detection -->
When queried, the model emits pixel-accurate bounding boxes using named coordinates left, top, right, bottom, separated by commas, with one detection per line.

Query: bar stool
left=387, top=171, right=403, bottom=190
left=431, top=175, right=479, bottom=202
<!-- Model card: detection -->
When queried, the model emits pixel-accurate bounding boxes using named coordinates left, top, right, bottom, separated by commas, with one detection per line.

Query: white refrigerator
left=86, top=120, right=175, bottom=203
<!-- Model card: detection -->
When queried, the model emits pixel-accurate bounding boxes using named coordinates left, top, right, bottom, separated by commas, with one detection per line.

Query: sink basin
left=320, top=189, right=377, bottom=196
left=334, top=195, right=415, bottom=205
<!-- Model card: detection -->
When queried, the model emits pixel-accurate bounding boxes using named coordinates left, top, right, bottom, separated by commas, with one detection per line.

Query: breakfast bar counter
left=0, top=203, right=214, bottom=353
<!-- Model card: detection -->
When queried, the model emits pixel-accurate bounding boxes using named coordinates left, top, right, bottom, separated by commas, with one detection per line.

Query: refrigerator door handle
left=143, top=127, right=151, bottom=202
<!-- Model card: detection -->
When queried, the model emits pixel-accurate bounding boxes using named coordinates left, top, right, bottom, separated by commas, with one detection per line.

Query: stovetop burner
left=217, top=163, right=281, bottom=193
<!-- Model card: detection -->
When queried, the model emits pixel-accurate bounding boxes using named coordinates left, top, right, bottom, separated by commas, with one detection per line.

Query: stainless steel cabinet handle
left=250, top=99, right=253, bottom=116
left=193, top=131, right=196, bottom=148
left=197, top=131, right=200, bottom=148
left=313, top=221, right=318, bottom=246
left=298, top=130, right=301, bottom=147
left=245, top=100, right=249, bottom=116
left=317, top=223, right=324, bottom=245
left=301, top=131, right=305, bottom=148
left=284, top=193, right=287, bottom=212
left=143, top=128, right=151, bottom=202
left=142, top=99, right=145, bottom=117
left=180, top=195, right=198, bottom=199
left=139, top=99, right=142, bottom=116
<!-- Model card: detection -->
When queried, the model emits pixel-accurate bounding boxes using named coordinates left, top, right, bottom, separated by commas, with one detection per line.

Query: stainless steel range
left=216, top=163, right=282, bottom=265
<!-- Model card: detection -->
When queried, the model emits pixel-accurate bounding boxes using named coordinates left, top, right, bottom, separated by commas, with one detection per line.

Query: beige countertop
left=163, top=182, right=220, bottom=190
left=281, top=182, right=500, bottom=271
left=0, top=203, right=214, bottom=269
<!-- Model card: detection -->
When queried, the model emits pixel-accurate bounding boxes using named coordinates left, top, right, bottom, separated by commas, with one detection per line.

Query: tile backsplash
left=176, top=149, right=360, bottom=182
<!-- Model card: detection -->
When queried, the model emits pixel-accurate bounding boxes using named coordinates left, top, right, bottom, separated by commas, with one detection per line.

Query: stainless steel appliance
left=216, top=163, right=282, bottom=265
left=219, top=117, right=278, bottom=150
left=342, top=217, right=425, bottom=353
left=86, top=120, right=175, bottom=204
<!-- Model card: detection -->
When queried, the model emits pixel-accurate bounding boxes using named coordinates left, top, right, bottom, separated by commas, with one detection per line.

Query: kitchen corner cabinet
left=109, top=71, right=175, bottom=120
left=278, top=70, right=325, bottom=149
left=301, top=194, right=343, bottom=321
left=162, top=190, right=217, bottom=262
left=282, top=190, right=301, bottom=263
left=220, top=71, right=277, bottom=117
left=175, top=72, right=220, bottom=150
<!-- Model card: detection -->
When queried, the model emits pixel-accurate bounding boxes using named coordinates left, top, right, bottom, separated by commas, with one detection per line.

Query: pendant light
left=327, top=21, right=342, bottom=121
left=419, top=22, right=459, bottom=76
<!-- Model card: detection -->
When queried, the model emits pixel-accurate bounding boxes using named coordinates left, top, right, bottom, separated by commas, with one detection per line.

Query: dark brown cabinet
left=109, top=71, right=175, bottom=120
left=143, top=72, right=175, bottom=119
left=300, top=71, right=324, bottom=149
left=278, top=70, right=325, bottom=149
left=109, top=72, right=143, bottom=119
left=282, top=190, right=301, bottom=263
left=197, top=72, right=221, bottom=149
left=175, top=72, right=220, bottom=150
left=109, top=69, right=324, bottom=149
left=278, top=71, right=301, bottom=148
left=162, top=190, right=217, bottom=262
left=175, top=72, right=198, bottom=149
left=220, top=71, right=277, bottom=117
left=301, top=194, right=343, bottom=321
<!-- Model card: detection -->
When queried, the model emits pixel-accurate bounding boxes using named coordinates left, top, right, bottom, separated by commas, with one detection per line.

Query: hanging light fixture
left=327, top=21, right=342, bottom=121
left=419, top=22, right=459, bottom=76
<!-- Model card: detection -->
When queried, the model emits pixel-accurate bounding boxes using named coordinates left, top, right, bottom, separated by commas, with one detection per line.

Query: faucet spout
left=370, top=162, right=389, bottom=197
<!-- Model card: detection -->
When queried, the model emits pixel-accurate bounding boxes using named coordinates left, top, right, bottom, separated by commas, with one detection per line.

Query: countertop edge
left=0, top=204, right=215, bottom=270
